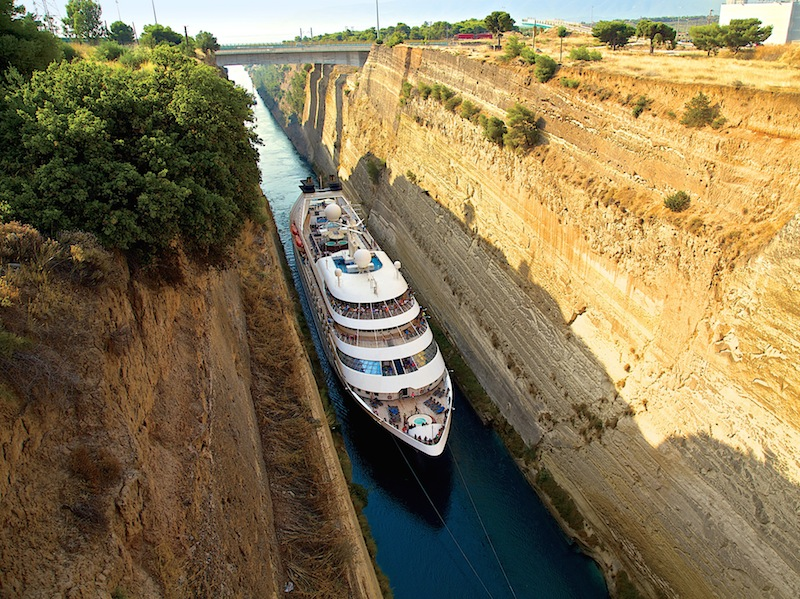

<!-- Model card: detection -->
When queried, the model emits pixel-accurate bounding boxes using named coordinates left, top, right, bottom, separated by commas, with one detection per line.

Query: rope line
left=393, top=438, right=496, bottom=599
left=452, top=451, right=518, bottom=599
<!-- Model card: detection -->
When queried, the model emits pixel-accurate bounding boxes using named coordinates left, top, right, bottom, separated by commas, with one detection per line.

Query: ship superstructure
left=290, top=178, right=452, bottom=456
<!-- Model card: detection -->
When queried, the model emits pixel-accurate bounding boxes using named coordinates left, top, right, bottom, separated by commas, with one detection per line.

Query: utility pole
left=375, top=0, right=381, bottom=40
left=150, top=0, right=157, bottom=24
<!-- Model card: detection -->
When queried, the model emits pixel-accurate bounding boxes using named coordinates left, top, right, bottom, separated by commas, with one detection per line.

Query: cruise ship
left=290, top=177, right=453, bottom=456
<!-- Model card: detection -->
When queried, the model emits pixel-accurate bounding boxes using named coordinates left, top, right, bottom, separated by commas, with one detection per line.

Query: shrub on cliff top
left=664, top=190, right=691, bottom=212
left=0, top=46, right=261, bottom=262
left=534, top=53, right=558, bottom=83
left=569, top=46, right=603, bottom=61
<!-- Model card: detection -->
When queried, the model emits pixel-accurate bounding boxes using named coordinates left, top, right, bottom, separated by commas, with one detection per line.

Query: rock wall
left=0, top=220, right=381, bottom=597
left=278, top=46, right=800, bottom=598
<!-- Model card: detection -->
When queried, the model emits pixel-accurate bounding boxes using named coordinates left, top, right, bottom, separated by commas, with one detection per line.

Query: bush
left=417, top=81, right=432, bottom=99
left=94, top=40, right=126, bottom=61
left=118, top=47, right=148, bottom=69
left=534, top=54, right=558, bottom=83
left=399, top=80, right=412, bottom=105
left=366, top=158, right=386, bottom=184
left=0, top=49, right=262, bottom=261
left=560, top=77, right=580, bottom=88
left=520, top=47, right=537, bottom=65
left=482, top=116, right=507, bottom=146
left=664, top=191, right=691, bottom=212
left=569, top=46, right=603, bottom=61
left=459, top=99, right=482, bottom=121
left=503, top=103, right=539, bottom=151
left=444, top=95, right=462, bottom=112
left=631, top=95, right=652, bottom=119
left=503, top=35, right=525, bottom=60
left=680, top=92, right=723, bottom=128
left=431, top=83, right=455, bottom=102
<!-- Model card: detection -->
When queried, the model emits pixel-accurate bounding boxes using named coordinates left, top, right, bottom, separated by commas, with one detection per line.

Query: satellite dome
left=324, top=203, right=342, bottom=222
left=353, top=248, right=372, bottom=269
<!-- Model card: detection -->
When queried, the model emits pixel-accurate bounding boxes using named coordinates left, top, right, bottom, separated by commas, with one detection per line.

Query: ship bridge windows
left=337, top=339, right=439, bottom=377
left=326, top=287, right=416, bottom=319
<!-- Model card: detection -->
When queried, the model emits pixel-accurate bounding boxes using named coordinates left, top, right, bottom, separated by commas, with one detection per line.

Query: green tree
left=557, top=25, right=568, bottom=62
left=680, top=91, right=724, bottom=128
left=63, top=0, right=105, bottom=42
left=0, top=0, right=67, bottom=76
left=195, top=31, right=219, bottom=54
left=108, top=20, right=134, bottom=44
left=484, top=11, right=514, bottom=49
left=635, top=19, right=676, bottom=54
left=503, top=35, right=524, bottom=59
left=139, top=23, right=183, bottom=47
left=569, top=46, right=602, bottom=61
left=481, top=115, right=506, bottom=146
left=592, top=20, right=636, bottom=51
left=534, top=53, right=557, bottom=83
left=689, top=24, right=724, bottom=56
left=723, top=18, right=773, bottom=54
left=503, top=103, right=539, bottom=151
left=0, top=46, right=261, bottom=260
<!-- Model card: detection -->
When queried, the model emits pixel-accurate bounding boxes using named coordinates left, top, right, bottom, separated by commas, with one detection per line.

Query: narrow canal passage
left=228, top=66, right=608, bottom=599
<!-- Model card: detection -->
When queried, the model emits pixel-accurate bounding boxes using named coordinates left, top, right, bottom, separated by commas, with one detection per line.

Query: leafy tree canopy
left=635, top=19, right=676, bottom=53
left=63, top=0, right=105, bottom=42
left=0, top=46, right=262, bottom=261
left=484, top=11, right=514, bottom=35
left=689, top=19, right=772, bottom=56
left=0, top=0, right=68, bottom=76
left=592, top=20, right=636, bottom=50
left=196, top=31, right=219, bottom=53
left=724, top=18, right=772, bottom=53
left=140, top=23, right=183, bottom=47
left=504, top=103, right=539, bottom=151
left=109, top=20, right=134, bottom=44
left=688, top=24, right=724, bottom=55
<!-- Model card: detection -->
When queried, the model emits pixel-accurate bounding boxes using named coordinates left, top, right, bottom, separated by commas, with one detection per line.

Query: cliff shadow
left=341, top=157, right=800, bottom=598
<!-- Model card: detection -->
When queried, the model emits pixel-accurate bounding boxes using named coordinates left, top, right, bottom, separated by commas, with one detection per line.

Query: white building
left=719, top=1, right=800, bottom=44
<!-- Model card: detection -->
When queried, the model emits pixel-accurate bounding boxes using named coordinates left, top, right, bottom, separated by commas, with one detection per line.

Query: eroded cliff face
left=278, top=46, right=800, bottom=598
left=0, top=222, right=381, bottom=598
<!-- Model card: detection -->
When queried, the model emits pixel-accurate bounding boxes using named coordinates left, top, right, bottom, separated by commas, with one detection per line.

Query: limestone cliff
left=262, top=45, right=800, bottom=598
left=0, top=220, right=381, bottom=598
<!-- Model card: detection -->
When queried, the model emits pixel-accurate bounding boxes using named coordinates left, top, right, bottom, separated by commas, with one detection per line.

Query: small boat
left=290, top=177, right=453, bottom=456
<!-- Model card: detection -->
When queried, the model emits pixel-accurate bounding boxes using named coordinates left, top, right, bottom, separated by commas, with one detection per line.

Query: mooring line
left=392, top=437, right=496, bottom=599
left=452, top=451, right=518, bottom=599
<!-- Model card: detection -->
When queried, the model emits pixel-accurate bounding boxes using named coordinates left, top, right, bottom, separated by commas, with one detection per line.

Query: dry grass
left=591, top=47, right=800, bottom=91
left=236, top=221, right=356, bottom=598
left=471, top=29, right=800, bottom=92
left=69, top=445, right=123, bottom=492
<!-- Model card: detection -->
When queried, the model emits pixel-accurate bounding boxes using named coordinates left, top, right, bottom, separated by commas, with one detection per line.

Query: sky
left=47, top=0, right=722, bottom=44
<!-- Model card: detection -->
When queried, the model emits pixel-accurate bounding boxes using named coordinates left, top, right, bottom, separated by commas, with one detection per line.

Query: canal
left=227, top=65, right=608, bottom=599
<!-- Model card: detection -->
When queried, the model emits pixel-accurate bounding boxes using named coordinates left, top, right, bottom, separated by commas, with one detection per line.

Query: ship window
left=337, top=340, right=439, bottom=377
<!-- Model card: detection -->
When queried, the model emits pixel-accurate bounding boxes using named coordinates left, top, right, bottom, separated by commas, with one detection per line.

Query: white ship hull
left=290, top=179, right=452, bottom=456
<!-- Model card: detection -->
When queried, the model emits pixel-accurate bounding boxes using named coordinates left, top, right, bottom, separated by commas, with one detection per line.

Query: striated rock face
left=276, top=46, right=800, bottom=597
left=0, top=222, right=381, bottom=597
left=0, top=255, right=281, bottom=597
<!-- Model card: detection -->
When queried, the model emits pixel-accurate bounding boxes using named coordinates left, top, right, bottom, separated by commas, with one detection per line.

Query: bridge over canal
left=215, top=44, right=372, bottom=67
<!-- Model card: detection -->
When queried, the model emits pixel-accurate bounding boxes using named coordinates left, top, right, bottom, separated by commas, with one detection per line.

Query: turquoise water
left=228, top=66, right=608, bottom=599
